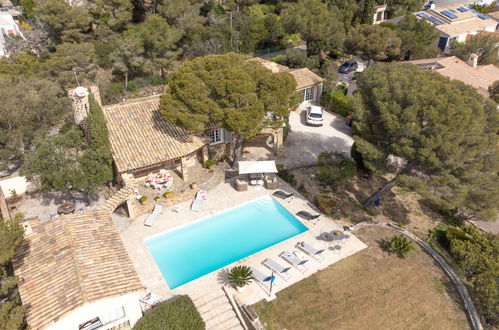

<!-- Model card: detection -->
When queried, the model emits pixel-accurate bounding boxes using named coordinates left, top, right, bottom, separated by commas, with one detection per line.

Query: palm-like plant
left=388, top=235, right=415, bottom=258
left=227, top=265, right=253, bottom=289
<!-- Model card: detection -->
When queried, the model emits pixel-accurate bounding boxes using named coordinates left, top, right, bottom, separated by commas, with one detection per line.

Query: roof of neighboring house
left=408, top=56, right=499, bottom=97
left=12, top=211, right=143, bottom=330
left=102, top=95, right=208, bottom=174
left=489, top=10, right=499, bottom=21
left=465, top=31, right=499, bottom=41
left=414, top=4, right=497, bottom=37
left=248, top=57, right=325, bottom=89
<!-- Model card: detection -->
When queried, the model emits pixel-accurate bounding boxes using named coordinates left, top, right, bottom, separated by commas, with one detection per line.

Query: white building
left=13, top=211, right=145, bottom=330
left=0, top=12, right=21, bottom=57
left=414, top=4, right=497, bottom=53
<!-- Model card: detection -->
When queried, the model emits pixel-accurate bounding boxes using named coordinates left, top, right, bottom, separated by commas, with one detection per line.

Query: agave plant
left=227, top=265, right=253, bottom=289
left=388, top=235, right=414, bottom=258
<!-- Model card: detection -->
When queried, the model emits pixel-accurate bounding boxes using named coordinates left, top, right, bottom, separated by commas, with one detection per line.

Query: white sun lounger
left=144, top=204, right=163, bottom=227
left=191, top=190, right=206, bottom=212
left=262, top=259, right=292, bottom=281
left=297, top=241, right=325, bottom=263
left=250, top=266, right=272, bottom=287
left=280, top=251, right=309, bottom=273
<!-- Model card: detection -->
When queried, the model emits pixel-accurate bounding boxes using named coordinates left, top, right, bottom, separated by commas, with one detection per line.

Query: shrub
left=277, top=165, right=296, bottom=186
left=227, top=265, right=253, bottom=288
left=285, top=48, right=308, bottom=68
left=134, top=295, right=205, bottom=330
left=163, top=191, right=174, bottom=198
left=329, top=92, right=353, bottom=117
left=139, top=196, right=148, bottom=203
left=387, top=235, right=415, bottom=258
left=317, top=152, right=356, bottom=186
left=270, top=54, right=286, bottom=64
left=316, top=195, right=336, bottom=214
left=204, top=159, right=215, bottom=167
left=127, top=80, right=137, bottom=92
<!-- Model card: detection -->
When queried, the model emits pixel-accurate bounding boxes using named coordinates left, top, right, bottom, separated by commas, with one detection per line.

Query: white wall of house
left=45, top=292, right=143, bottom=330
left=298, top=83, right=323, bottom=104
left=0, top=176, right=28, bottom=198
left=437, top=24, right=497, bottom=53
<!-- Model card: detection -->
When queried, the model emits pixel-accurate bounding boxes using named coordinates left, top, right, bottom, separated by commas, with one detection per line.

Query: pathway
left=352, top=221, right=483, bottom=330
left=192, top=290, right=244, bottom=330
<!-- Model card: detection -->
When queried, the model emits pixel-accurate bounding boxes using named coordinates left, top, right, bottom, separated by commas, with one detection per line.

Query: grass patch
left=134, top=295, right=205, bottom=330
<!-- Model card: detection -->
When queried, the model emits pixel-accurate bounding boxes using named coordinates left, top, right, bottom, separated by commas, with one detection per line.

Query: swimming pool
left=146, top=195, right=308, bottom=289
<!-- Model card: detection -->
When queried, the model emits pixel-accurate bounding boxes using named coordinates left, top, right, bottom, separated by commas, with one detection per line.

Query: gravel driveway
left=278, top=107, right=354, bottom=168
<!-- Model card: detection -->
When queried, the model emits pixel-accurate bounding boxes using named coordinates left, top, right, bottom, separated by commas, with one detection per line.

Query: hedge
left=134, top=295, right=205, bottom=330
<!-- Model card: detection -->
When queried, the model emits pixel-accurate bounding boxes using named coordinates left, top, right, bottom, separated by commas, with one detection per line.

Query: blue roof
left=441, top=10, right=458, bottom=19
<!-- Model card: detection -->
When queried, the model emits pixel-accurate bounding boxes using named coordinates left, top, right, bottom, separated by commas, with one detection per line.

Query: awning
left=238, top=161, right=278, bottom=175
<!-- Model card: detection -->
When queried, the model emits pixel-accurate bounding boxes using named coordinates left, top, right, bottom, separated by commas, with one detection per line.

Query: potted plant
left=163, top=191, right=175, bottom=199
left=227, top=265, right=253, bottom=292
left=154, top=196, right=160, bottom=202
left=139, top=195, right=148, bottom=205
left=204, top=159, right=215, bottom=169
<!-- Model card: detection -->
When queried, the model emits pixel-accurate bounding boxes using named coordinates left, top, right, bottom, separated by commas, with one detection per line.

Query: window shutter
left=223, top=129, right=232, bottom=144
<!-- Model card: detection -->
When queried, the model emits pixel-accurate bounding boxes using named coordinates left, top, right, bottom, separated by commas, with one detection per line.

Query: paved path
left=352, top=221, right=483, bottom=330
left=278, top=107, right=354, bottom=168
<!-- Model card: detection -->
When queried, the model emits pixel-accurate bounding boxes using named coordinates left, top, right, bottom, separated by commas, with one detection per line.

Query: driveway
left=278, top=106, right=354, bottom=168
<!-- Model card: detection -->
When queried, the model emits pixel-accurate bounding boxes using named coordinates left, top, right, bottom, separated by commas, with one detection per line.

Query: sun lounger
left=272, top=191, right=294, bottom=200
left=280, top=251, right=309, bottom=273
left=250, top=266, right=272, bottom=287
left=262, top=258, right=292, bottom=281
left=190, top=190, right=206, bottom=212
left=297, top=241, right=325, bottom=263
left=296, top=211, right=320, bottom=223
left=144, top=204, right=163, bottom=227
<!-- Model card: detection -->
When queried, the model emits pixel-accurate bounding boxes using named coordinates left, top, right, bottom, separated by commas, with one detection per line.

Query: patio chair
left=297, top=241, right=325, bottom=263
left=144, top=204, right=163, bottom=227
left=140, top=292, right=161, bottom=310
left=262, top=258, right=292, bottom=281
left=272, top=191, right=294, bottom=200
left=280, top=251, right=309, bottom=274
left=235, top=179, right=248, bottom=192
left=265, top=175, right=278, bottom=190
left=296, top=211, right=320, bottom=224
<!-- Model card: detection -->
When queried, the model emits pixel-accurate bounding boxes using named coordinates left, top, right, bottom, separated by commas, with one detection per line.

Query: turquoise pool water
left=146, top=196, right=308, bottom=289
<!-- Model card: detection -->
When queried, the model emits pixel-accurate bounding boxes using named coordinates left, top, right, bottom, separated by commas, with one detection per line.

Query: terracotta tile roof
left=12, top=211, right=143, bottom=330
left=465, top=31, right=499, bottom=41
left=287, top=68, right=326, bottom=89
left=102, top=95, right=208, bottom=173
left=248, top=57, right=325, bottom=89
left=408, top=56, right=499, bottom=97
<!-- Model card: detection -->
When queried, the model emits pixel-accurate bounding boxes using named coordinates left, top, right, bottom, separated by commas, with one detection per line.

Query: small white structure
left=0, top=12, right=22, bottom=57
left=0, top=175, right=27, bottom=198
left=238, top=161, right=278, bottom=175
left=373, top=5, right=388, bottom=24
left=13, top=211, right=145, bottom=330
left=414, top=4, right=497, bottom=53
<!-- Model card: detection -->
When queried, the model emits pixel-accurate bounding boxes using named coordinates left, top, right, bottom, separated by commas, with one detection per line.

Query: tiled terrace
left=119, top=178, right=367, bottom=306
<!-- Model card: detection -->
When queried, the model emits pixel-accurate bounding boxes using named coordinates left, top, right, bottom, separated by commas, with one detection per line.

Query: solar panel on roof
left=457, top=7, right=468, bottom=12
left=449, top=9, right=457, bottom=12
left=416, top=12, right=429, bottom=18
left=433, top=18, right=443, bottom=25
left=441, top=10, right=458, bottom=19
left=477, top=14, right=490, bottom=19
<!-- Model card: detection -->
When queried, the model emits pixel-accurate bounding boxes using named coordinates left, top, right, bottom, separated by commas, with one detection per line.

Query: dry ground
left=254, top=226, right=469, bottom=330
left=290, top=167, right=444, bottom=237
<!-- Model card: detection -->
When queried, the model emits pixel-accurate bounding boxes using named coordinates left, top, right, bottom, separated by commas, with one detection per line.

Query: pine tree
left=359, top=0, right=375, bottom=25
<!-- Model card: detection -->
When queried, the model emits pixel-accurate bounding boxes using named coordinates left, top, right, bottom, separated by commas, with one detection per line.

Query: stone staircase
left=192, top=290, right=244, bottom=330
left=99, top=186, right=136, bottom=213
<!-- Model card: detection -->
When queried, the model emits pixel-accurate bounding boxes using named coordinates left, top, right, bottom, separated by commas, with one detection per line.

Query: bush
left=204, top=159, right=215, bottom=167
left=315, top=195, right=336, bottom=214
left=98, top=82, right=124, bottom=105
left=270, top=55, right=286, bottom=64
left=227, top=265, right=253, bottom=288
left=127, top=80, right=138, bottom=92
left=134, top=295, right=205, bottom=330
left=329, top=92, right=353, bottom=117
left=387, top=235, right=415, bottom=258
left=139, top=196, right=148, bottom=203
left=277, top=165, right=296, bottom=186
left=317, top=152, right=356, bottom=186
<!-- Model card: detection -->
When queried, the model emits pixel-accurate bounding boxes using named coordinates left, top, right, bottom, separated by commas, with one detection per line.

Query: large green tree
left=354, top=63, right=498, bottom=220
left=396, top=14, right=440, bottom=60
left=282, top=0, right=345, bottom=56
left=159, top=53, right=299, bottom=164
left=450, top=33, right=499, bottom=65
left=87, top=0, right=133, bottom=32
left=345, top=24, right=401, bottom=62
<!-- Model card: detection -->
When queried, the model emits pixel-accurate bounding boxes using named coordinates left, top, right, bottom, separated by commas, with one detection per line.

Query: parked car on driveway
left=339, top=61, right=358, bottom=74
left=306, top=106, right=324, bottom=126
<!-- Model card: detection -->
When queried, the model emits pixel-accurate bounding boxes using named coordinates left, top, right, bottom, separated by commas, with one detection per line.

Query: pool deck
left=119, top=178, right=367, bottom=306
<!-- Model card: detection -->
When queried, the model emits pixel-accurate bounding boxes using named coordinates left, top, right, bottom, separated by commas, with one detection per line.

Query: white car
left=306, top=106, right=324, bottom=126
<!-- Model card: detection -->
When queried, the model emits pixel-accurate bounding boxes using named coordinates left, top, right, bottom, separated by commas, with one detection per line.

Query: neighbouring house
left=0, top=11, right=21, bottom=57
left=414, top=4, right=497, bottom=53
left=248, top=57, right=325, bottom=104
left=408, top=55, right=499, bottom=97
left=373, top=5, right=388, bottom=24
left=12, top=211, right=145, bottom=330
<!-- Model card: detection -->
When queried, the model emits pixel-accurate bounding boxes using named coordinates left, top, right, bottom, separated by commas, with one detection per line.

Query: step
left=199, top=302, right=233, bottom=321
left=205, top=308, right=239, bottom=328
left=192, top=291, right=223, bottom=305
left=207, top=315, right=242, bottom=330
left=196, top=295, right=229, bottom=314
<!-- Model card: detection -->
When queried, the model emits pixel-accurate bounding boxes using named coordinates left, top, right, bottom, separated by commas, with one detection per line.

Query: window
left=209, top=128, right=223, bottom=146
left=78, top=306, right=125, bottom=330
left=79, top=317, right=102, bottom=330
left=300, top=87, right=314, bottom=101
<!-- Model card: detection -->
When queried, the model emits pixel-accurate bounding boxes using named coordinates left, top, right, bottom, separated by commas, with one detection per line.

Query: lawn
left=253, top=226, right=469, bottom=330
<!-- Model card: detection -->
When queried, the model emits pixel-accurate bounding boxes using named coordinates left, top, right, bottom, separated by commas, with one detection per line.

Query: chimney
left=68, top=86, right=90, bottom=137
left=467, top=53, right=479, bottom=68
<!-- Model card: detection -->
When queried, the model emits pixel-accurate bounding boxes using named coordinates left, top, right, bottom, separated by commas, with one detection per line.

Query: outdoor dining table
left=146, top=172, right=173, bottom=185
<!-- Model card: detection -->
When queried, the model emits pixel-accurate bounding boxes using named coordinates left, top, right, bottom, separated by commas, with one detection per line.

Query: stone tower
left=68, top=86, right=90, bottom=137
